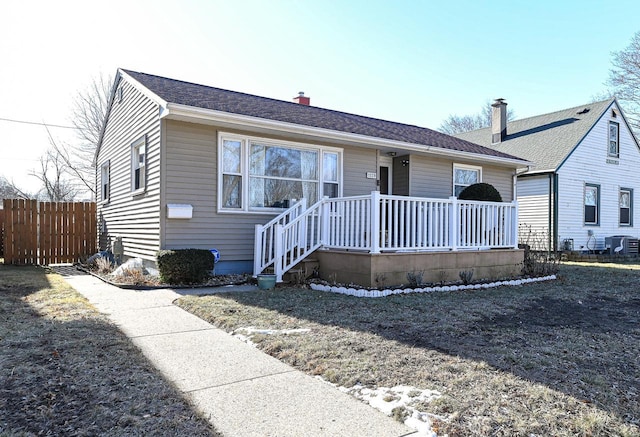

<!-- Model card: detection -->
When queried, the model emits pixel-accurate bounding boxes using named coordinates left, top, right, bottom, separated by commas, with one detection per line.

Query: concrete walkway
left=60, top=272, right=416, bottom=437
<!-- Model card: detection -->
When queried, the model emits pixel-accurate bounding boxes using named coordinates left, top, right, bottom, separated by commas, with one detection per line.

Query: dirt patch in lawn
left=177, top=262, right=640, bottom=436
left=0, top=265, right=219, bottom=436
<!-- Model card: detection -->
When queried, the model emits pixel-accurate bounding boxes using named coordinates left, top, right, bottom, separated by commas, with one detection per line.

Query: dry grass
left=177, top=262, right=640, bottom=436
left=0, top=264, right=219, bottom=436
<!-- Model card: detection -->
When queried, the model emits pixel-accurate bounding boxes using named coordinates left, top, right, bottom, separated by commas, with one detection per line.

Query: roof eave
left=163, top=103, right=530, bottom=168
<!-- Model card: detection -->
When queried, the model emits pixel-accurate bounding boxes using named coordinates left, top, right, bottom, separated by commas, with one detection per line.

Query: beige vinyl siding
left=161, top=119, right=519, bottom=267
left=483, top=165, right=514, bottom=201
left=163, top=122, right=379, bottom=262
left=393, top=156, right=410, bottom=196
left=409, top=156, right=453, bottom=198
left=517, top=175, right=552, bottom=250
left=342, top=147, right=377, bottom=196
left=96, top=79, right=161, bottom=262
left=163, top=120, right=270, bottom=260
left=408, top=156, right=515, bottom=200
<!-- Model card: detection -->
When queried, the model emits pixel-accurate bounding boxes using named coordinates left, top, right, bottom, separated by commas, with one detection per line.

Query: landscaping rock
left=111, top=257, right=147, bottom=278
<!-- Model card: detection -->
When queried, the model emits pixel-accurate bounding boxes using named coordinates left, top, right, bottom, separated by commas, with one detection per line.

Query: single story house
left=457, top=98, right=640, bottom=254
left=95, top=69, right=529, bottom=285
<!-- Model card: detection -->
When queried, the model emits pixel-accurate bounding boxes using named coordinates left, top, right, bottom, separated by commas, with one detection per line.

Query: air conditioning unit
left=605, top=236, right=639, bottom=255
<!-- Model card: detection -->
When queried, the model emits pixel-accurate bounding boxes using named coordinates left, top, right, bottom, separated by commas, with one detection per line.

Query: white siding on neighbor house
left=517, top=175, right=552, bottom=250
left=96, top=79, right=161, bottom=262
left=557, top=102, right=640, bottom=251
left=409, top=155, right=515, bottom=201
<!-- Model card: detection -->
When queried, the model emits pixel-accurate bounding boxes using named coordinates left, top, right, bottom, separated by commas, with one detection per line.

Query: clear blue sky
left=2, top=0, right=639, bottom=193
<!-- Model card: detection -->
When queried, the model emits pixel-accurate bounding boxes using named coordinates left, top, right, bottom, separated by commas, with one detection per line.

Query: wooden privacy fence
left=2, top=199, right=97, bottom=265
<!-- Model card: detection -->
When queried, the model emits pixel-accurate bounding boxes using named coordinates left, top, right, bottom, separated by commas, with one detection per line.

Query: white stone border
left=309, top=275, right=557, bottom=298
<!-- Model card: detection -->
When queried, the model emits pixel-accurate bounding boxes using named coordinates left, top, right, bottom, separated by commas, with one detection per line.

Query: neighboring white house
left=457, top=98, right=640, bottom=253
left=95, top=69, right=528, bottom=277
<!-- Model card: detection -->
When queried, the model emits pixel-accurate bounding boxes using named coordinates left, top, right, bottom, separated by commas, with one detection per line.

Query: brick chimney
left=293, top=91, right=310, bottom=106
left=491, top=98, right=507, bottom=144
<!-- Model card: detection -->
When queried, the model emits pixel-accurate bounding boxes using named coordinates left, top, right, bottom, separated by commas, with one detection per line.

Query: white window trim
left=131, top=135, right=147, bottom=196
left=217, top=132, right=343, bottom=214
left=100, top=160, right=110, bottom=204
left=453, top=163, right=482, bottom=197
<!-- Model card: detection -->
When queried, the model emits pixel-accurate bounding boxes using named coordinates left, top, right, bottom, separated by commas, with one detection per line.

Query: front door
left=378, top=156, right=393, bottom=195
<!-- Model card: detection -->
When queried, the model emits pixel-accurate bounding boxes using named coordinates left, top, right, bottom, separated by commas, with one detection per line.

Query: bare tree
left=30, top=148, right=79, bottom=201
left=438, top=100, right=516, bottom=134
left=48, top=74, right=113, bottom=198
left=0, top=176, right=32, bottom=200
left=607, top=31, right=640, bottom=133
left=72, top=73, right=112, bottom=148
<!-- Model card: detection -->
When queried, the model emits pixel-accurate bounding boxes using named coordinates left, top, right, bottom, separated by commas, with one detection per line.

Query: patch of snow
left=233, top=327, right=311, bottom=336
left=231, top=326, right=311, bottom=347
left=319, top=379, right=443, bottom=436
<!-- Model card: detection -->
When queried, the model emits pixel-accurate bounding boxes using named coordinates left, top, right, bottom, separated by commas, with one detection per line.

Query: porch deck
left=254, top=191, right=520, bottom=284
left=315, top=248, right=524, bottom=288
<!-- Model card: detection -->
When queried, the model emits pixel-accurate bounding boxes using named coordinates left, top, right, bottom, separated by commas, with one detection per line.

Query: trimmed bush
left=458, top=182, right=503, bottom=202
left=157, top=249, right=215, bottom=284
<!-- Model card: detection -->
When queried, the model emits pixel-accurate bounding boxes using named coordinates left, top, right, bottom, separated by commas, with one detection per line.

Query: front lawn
left=176, top=262, right=640, bottom=436
left=0, top=265, right=219, bottom=436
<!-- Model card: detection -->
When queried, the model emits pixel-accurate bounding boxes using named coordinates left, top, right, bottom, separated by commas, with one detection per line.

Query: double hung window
left=620, top=188, right=633, bottom=226
left=219, top=134, right=341, bottom=212
left=453, top=164, right=481, bottom=197
left=584, top=184, right=600, bottom=225
left=131, top=136, right=146, bottom=193
left=100, top=161, right=110, bottom=202
left=609, top=121, right=619, bottom=158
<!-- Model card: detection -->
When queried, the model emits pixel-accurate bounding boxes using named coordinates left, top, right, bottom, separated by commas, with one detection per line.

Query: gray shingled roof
left=456, top=99, right=616, bottom=173
left=122, top=69, right=524, bottom=162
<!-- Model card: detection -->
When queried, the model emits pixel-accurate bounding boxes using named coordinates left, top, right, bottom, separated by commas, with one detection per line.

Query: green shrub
left=156, top=249, right=215, bottom=284
left=458, top=182, right=503, bottom=202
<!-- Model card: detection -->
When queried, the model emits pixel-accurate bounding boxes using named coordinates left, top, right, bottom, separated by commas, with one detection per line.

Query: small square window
left=131, top=136, right=146, bottom=193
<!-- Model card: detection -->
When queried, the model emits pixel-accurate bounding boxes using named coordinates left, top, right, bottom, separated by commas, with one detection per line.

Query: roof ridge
left=121, top=68, right=431, bottom=130
left=509, top=98, right=614, bottom=124
left=118, top=68, right=527, bottom=163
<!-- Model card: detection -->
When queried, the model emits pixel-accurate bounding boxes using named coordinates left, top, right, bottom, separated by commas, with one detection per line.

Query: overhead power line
left=0, top=117, right=78, bottom=130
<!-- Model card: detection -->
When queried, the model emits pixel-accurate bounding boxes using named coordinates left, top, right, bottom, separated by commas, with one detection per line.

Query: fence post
left=370, top=191, right=380, bottom=254
left=512, top=200, right=519, bottom=249
left=254, top=224, right=263, bottom=276
left=298, top=198, right=307, bottom=252
left=449, top=196, right=458, bottom=251
left=274, top=223, right=283, bottom=282
left=320, top=196, right=330, bottom=247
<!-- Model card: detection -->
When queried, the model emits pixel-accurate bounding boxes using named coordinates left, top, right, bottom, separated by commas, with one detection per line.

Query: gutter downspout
left=551, top=173, right=559, bottom=253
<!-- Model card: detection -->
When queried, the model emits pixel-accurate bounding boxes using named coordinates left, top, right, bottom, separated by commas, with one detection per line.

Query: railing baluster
left=255, top=194, right=519, bottom=278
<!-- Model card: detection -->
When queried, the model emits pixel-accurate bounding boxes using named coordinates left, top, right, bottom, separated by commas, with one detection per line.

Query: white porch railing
left=254, top=191, right=519, bottom=281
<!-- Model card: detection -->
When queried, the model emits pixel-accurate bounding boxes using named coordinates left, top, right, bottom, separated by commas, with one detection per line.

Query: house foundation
left=315, top=248, right=524, bottom=288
